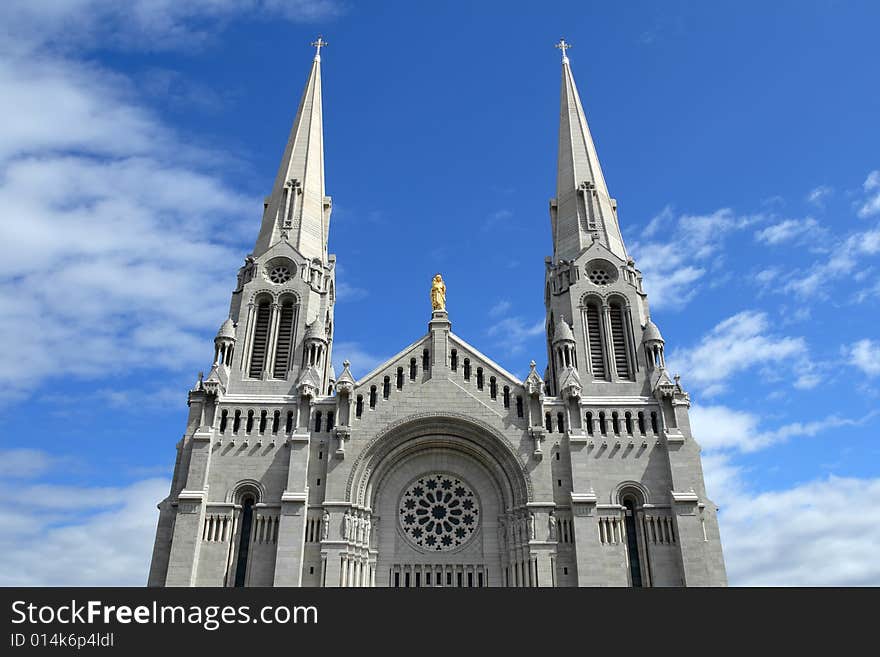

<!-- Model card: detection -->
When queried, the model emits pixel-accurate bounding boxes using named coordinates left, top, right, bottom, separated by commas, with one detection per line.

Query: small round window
left=586, top=260, right=617, bottom=286
left=268, top=266, right=292, bottom=284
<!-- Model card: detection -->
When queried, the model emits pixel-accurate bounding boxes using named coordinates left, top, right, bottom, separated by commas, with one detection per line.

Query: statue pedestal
left=427, top=310, right=450, bottom=376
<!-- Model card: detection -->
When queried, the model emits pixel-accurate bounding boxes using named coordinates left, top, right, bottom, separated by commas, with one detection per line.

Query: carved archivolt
left=345, top=413, right=533, bottom=509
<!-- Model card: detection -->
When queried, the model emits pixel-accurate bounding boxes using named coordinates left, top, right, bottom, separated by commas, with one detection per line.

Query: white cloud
left=784, top=223, right=880, bottom=297
left=331, top=341, right=388, bottom=380
left=487, top=316, right=544, bottom=355
left=690, top=404, right=873, bottom=453
left=754, top=217, right=823, bottom=245
left=630, top=208, right=761, bottom=310
left=0, top=447, right=168, bottom=586
left=847, top=339, right=880, bottom=376
left=859, top=170, right=880, bottom=218
left=0, top=448, right=57, bottom=478
left=667, top=311, right=807, bottom=396
left=806, top=185, right=832, bottom=207
left=0, top=44, right=263, bottom=400
left=488, top=300, right=512, bottom=317
left=695, top=417, right=880, bottom=586
left=707, top=460, right=880, bottom=586
left=0, top=1, right=342, bottom=53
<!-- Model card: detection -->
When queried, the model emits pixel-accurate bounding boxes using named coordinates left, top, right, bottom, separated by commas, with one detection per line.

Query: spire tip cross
left=555, top=38, right=572, bottom=60
left=311, top=35, right=328, bottom=57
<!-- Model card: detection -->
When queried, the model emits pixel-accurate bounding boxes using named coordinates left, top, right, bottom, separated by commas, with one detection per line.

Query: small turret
left=213, top=318, right=236, bottom=367
left=643, top=318, right=665, bottom=370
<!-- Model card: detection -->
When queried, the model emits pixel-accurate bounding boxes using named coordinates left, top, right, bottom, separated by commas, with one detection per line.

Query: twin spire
left=552, top=39, right=628, bottom=262
left=253, top=38, right=628, bottom=265
left=253, top=36, right=331, bottom=261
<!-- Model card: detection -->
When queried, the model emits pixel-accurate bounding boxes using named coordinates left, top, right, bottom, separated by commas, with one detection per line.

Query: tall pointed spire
left=253, top=37, right=331, bottom=261
left=552, top=40, right=627, bottom=261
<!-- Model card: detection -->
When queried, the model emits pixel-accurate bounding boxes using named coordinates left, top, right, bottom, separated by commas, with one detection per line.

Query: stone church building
left=148, top=40, right=727, bottom=587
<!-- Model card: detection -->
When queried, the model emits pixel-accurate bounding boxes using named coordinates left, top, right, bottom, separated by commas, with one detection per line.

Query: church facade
left=148, top=40, right=727, bottom=587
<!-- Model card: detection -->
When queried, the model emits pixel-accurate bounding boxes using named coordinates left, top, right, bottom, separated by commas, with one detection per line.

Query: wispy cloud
left=858, top=170, right=880, bottom=218
left=630, top=207, right=762, bottom=310
left=806, top=185, right=833, bottom=207
left=667, top=310, right=807, bottom=397
left=754, top=217, right=824, bottom=245
left=487, top=316, right=544, bottom=356
left=482, top=209, right=513, bottom=232
left=847, top=339, right=880, bottom=377
left=0, top=0, right=344, bottom=53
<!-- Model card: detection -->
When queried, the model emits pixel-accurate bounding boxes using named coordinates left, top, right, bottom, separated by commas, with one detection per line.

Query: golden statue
left=430, top=274, right=446, bottom=311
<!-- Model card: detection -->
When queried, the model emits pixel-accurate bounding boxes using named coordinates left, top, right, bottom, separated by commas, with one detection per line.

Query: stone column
left=165, top=427, right=213, bottom=586
left=272, top=429, right=310, bottom=585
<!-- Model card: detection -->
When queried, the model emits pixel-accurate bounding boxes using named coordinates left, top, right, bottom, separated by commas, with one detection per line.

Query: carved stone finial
left=343, top=359, right=350, bottom=367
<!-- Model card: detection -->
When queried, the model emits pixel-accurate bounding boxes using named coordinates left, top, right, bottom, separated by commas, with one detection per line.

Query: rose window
left=588, top=267, right=611, bottom=285
left=399, top=474, right=479, bottom=551
left=268, top=266, right=292, bottom=284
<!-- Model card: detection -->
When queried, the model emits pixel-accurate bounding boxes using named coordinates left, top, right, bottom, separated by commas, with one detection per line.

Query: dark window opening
left=233, top=495, right=256, bottom=587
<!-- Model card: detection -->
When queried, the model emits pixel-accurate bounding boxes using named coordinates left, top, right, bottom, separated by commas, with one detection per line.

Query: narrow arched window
left=608, top=300, right=632, bottom=379
left=599, top=411, right=607, bottom=435
left=584, top=302, right=606, bottom=379
left=383, top=376, right=390, bottom=399
left=650, top=411, right=659, bottom=434
left=272, top=410, right=280, bottom=434
left=259, top=410, right=267, bottom=433
left=586, top=411, right=594, bottom=436
left=314, top=411, right=322, bottom=432
left=450, top=349, right=458, bottom=371
left=621, top=492, right=645, bottom=588
left=545, top=412, right=552, bottom=432
left=409, top=358, right=417, bottom=380
left=612, top=411, right=620, bottom=435
left=326, top=412, right=334, bottom=432
left=476, top=367, right=484, bottom=390
left=463, top=358, right=471, bottom=381
left=219, top=409, right=228, bottom=433
left=625, top=412, right=633, bottom=435
left=396, top=367, right=404, bottom=390
left=233, top=410, right=241, bottom=433
left=246, top=410, right=254, bottom=433
left=234, top=492, right=257, bottom=587
left=356, top=395, right=364, bottom=418
left=503, top=386, right=510, bottom=408
left=638, top=412, right=646, bottom=435
left=490, top=377, right=497, bottom=400
left=369, top=386, right=377, bottom=409
left=285, top=411, right=293, bottom=433
left=516, top=396, right=523, bottom=418
left=422, top=348, right=430, bottom=370
left=248, top=299, right=272, bottom=379
left=557, top=412, right=564, bottom=433
left=272, top=298, right=297, bottom=378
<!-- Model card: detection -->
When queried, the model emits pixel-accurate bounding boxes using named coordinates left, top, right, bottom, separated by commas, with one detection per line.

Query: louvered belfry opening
left=609, top=302, right=630, bottom=379
left=248, top=300, right=272, bottom=378
left=585, top=302, right=606, bottom=378
left=272, top=299, right=297, bottom=378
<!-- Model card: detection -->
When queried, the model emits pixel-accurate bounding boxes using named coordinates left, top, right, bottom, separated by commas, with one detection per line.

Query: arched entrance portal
left=346, top=414, right=532, bottom=587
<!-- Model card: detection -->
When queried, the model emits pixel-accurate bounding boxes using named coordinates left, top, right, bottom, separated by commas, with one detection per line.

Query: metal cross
left=555, top=38, right=572, bottom=59
left=311, top=35, right=328, bottom=56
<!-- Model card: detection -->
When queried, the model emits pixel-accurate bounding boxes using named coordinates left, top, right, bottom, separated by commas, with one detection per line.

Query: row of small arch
left=541, top=410, right=661, bottom=435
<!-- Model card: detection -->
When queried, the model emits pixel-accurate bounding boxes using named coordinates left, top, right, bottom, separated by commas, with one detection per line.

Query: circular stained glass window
left=398, top=474, right=479, bottom=551
left=268, top=266, right=292, bottom=284
left=588, top=268, right=611, bottom=285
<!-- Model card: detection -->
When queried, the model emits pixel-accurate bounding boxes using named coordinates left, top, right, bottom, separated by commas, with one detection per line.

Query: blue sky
left=1, top=0, right=879, bottom=586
